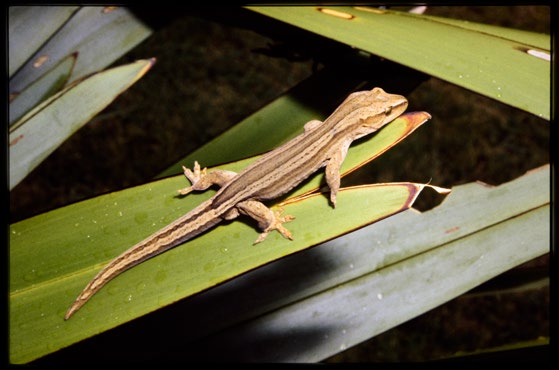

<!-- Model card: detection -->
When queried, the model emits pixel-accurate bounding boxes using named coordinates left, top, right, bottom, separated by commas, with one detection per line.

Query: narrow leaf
left=162, top=165, right=550, bottom=362
left=9, top=58, right=155, bottom=190
left=194, top=205, right=548, bottom=362
left=247, top=6, right=550, bottom=119
left=8, top=6, right=79, bottom=77
left=9, top=180, right=426, bottom=364
left=10, top=6, right=152, bottom=94
left=160, top=111, right=430, bottom=201
left=408, top=11, right=549, bottom=49
left=9, top=53, right=77, bottom=126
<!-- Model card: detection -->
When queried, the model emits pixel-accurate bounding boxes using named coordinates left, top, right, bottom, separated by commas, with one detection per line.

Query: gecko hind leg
left=236, top=200, right=295, bottom=244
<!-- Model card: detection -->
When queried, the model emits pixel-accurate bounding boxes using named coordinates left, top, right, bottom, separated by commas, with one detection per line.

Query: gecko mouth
left=386, top=99, right=408, bottom=121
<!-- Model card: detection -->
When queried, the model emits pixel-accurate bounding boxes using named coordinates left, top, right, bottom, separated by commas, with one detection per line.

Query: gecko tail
left=65, top=257, right=130, bottom=320
left=65, top=200, right=220, bottom=320
left=65, top=272, right=107, bottom=320
left=65, top=291, right=91, bottom=320
left=65, top=239, right=183, bottom=320
left=64, top=245, right=165, bottom=320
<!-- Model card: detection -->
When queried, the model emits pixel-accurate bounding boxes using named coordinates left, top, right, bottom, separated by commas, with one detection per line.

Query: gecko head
left=371, top=87, right=408, bottom=124
left=336, top=87, right=408, bottom=137
left=358, top=87, right=408, bottom=124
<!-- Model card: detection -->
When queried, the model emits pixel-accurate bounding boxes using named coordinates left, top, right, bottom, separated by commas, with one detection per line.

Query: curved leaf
left=247, top=6, right=550, bottom=119
left=151, top=166, right=549, bottom=362
left=9, top=6, right=152, bottom=94
left=9, top=110, right=432, bottom=363
left=8, top=6, right=79, bottom=77
left=9, top=53, right=77, bottom=126
left=9, top=179, right=429, bottom=363
left=9, top=58, right=155, bottom=190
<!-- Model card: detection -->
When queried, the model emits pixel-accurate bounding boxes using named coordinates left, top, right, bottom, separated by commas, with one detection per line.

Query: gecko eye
left=384, top=106, right=392, bottom=115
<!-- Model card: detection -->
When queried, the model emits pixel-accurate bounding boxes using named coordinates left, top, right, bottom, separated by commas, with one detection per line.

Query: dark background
left=11, top=6, right=550, bottom=362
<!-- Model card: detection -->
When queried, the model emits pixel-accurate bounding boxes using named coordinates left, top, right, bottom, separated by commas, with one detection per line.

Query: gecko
left=65, top=87, right=408, bottom=319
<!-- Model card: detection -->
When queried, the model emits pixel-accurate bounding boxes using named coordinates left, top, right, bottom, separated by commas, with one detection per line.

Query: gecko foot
left=177, top=161, right=207, bottom=195
left=253, top=208, right=295, bottom=245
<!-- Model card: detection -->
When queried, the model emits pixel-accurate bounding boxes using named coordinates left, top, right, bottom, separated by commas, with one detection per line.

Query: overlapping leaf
left=9, top=59, right=155, bottom=190
left=9, top=6, right=151, bottom=92
left=9, top=112, right=430, bottom=364
left=9, top=53, right=77, bottom=126
left=247, top=6, right=550, bottom=119
left=181, top=167, right=549, bottom=362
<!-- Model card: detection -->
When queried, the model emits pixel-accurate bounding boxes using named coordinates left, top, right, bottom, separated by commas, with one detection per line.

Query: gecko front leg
left=324, top=140, right=352, bottom=207
left=178, top=161, right=237, bottom=195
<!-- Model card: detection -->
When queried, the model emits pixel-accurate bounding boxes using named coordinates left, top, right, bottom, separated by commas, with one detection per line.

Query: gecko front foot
left=177, top=161, right=237, bottom=196
left=177, top=161, right=206, bottom=195
left=253, top=208, right=295, bottom=245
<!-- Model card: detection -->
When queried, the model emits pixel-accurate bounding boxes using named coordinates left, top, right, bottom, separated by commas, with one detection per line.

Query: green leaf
left=247, top=6, right=550, bottom=119
left=9, top=110, right=429, bottom=363
left=9, top=58, right=155, bottom=190
left=156, top=165, right=550, bottom=362
left=409, top=11, right=549, bottom=49
left=9, top=6, right=152, bottom=94
left=9, top=53, right=77, bottom=126
left=9, top=177, right=426, bottom=363
left=8, top=6, right=79, bottom=77
left=160, top=103, right=430, bottom=203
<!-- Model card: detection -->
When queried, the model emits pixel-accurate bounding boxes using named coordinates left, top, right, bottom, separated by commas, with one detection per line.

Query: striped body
left=65, top=87, right=408, bottom=319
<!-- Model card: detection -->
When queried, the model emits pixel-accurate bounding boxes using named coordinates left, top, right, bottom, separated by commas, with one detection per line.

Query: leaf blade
left=156, top=165, right=550, bottom=362
left=9, top=181, right=423, bottom=363
left=8, top=6, right=79, bottom=77
left=195, top=204, right=548, bottom=362
left=9, top=58, right=155, bottom=190
left=9, top=53, right=77, bottom=126
left=247, top=6, right=550, bottom=119
left=9, top=6, right=152, bottom=93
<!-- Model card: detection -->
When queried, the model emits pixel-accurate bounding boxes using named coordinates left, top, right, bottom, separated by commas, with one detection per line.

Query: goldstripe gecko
left=65, top=87, right=408, bottom=319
